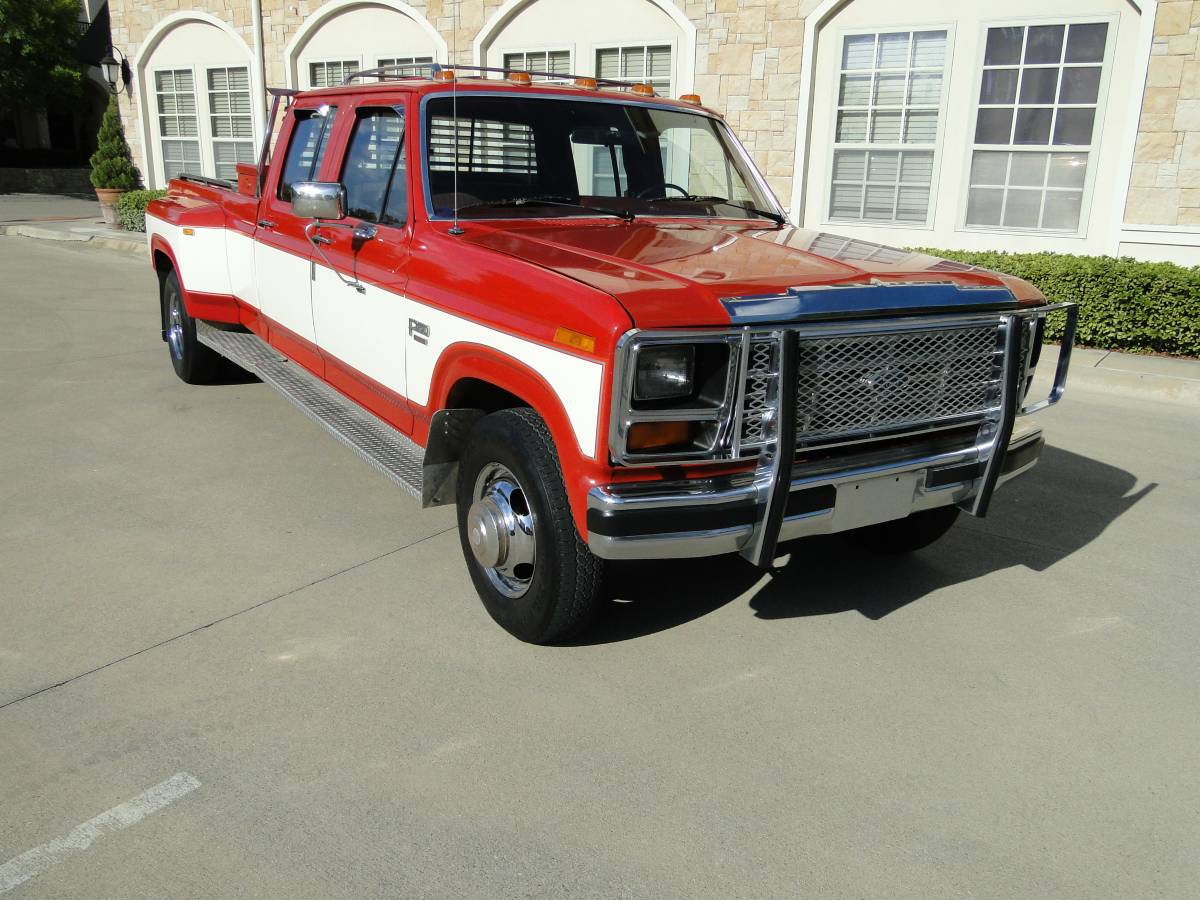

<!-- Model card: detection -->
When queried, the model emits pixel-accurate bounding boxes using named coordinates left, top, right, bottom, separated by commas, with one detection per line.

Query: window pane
left=832, top=149, right=866, bottom=181
left=904, top=110, right=937, bottom=143
left=1065, top=23, right=1108, bottom=63
left=877, top=32, right=910, bottom=68
left=1019, top=67, right=1059, bottom=104
left=976, top=108, right=1013, bottom=144
left=874, top=73, right=905, bottom=106
left=970, top=151, right=1008, bottom=185
left=966, top=187, right=1004, bottom=225
left=1042, top=190, right=1083, bottom=229
left=596, top=48, right=619, bottom=80
left=979, top=69, right=1018, bottom=104
left=985, top=27, right=1023, bottom=66
left=871, top=110, right=901, bottom=142
left=863, top=184, right=896, bottom=220
left=1053, top=107, right=1096, bottom=145
left=866, top=150, right=898, bottom=182
left=911, top=31, right=947, bottom=68
left=829, top=183, right=863, bottom=218
left=1013, top=107, right=1052, bottom=144
left=896, top=186, right=929, bottom=222
left=1009, top=152, right=1048, bottom=187
left=1059, top=67, right=1101, bottom=104
left=836, top=110, right=868, bottom=142
left=908, top=72, right=941, bottom=105
left=840, top=74, right=871, bottom=106
left=381, top=132, right=408, bottom=226
left=341, top=110, right=404, bottom=222
left=278, top=108, right=336, bottom=201
left=1025, top=25, right=1065, bottom=64
left=899, top=151, right=933, bottom=184
left=1047, top=152, right=1087, bottom=188
left=843, top=34, right=875, bottom=70
left=1003, top=188, right=1042, bottom=227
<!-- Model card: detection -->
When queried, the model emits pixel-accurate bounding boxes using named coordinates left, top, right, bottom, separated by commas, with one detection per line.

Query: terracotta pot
left=94, top=187, right=125, bottom=229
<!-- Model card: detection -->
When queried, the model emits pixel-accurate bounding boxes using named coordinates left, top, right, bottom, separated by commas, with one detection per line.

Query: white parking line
left=0, top=772, right=200, bottom=894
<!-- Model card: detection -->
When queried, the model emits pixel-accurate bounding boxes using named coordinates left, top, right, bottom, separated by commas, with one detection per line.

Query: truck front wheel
left=162, top=269, right=220, bottom=384
left=455, top=408, right=604, bottom=644
left=842, top=505, right=960, bottom=554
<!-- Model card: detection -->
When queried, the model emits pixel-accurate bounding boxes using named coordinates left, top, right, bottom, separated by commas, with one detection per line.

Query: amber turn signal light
left=433, top=69, right=456, bottom=82
left=574, top=77, right=598, bottom=90
left=626, top=421, right=692, bottom=451
left=509, top=72, right=532, bottom=85
left=553, top=327, right=596, bottom=354
left=630, top=83, right=655, bottom=97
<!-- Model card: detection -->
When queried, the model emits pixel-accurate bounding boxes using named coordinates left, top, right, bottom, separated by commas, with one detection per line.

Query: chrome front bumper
left=587, top=422, right=1044, bottom=561
left=588, top=304, right=1077, bottom=564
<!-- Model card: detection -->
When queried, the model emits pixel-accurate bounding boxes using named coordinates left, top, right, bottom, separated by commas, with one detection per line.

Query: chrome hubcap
left=166, top=288, right=184, bottom=360
left=467, top=463, right=536, bottom=599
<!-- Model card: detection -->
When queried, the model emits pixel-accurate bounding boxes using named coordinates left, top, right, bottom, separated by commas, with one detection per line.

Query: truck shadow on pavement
left=580, top=446, right=1155, bottom=645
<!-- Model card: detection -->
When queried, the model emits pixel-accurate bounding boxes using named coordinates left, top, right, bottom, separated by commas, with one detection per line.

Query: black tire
left=842, top=505, right=961, bottom=554
left=161, top=269, right=220, bottom=384
left=456, top=408, right=604, bottom=644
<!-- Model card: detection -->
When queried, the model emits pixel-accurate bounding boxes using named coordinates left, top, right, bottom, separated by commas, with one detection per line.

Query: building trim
left=282, top=0, right=449, bottom=89
left=471, top=0, right=697, bottom=95
left=134, top=11, right=260, bottom=190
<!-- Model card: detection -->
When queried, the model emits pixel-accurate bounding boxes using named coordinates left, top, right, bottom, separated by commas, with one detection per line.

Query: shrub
left=89, top=96, right=140, bottom=191
left=915, top=249, right=1200, bottom=358
left=116, top=189, right=167, bottom=232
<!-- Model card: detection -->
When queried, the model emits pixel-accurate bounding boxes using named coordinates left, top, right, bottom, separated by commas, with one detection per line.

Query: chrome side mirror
left=292, top=181, right=345, bottom=220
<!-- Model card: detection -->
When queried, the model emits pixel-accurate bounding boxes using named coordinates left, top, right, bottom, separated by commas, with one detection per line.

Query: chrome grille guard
left=739, top=303, right=1078, bottom=567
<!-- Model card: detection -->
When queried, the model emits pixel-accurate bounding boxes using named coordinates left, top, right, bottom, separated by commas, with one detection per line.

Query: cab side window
left=277, top=106, right=338, bottom=202
left=340, top=107, right=407, bottom=226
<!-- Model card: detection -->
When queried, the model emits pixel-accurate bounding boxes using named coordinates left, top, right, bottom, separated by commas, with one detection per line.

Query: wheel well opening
left=153, top=249, right=173, bottom=279
left=445, top=378, right=529, bottom=414
left=153, top=250, right=173, bottom=337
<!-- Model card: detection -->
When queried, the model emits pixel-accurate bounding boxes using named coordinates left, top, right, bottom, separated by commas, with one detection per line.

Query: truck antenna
left=448, top=0, right=463, bottom=236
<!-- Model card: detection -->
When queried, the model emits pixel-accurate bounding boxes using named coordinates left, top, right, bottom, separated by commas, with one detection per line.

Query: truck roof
left=297, top=77, right=719, bottom=117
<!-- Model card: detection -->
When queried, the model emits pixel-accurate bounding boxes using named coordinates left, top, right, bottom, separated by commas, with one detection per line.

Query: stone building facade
left=107, top=0, right=1199, bottom=263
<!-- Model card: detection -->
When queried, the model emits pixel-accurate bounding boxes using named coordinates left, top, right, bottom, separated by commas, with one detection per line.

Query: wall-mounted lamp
left=99, top=46, right=132, bottom=95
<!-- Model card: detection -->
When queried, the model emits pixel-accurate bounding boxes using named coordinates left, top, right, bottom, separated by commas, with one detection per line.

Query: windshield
left=423, top=94, right=775, bottom=221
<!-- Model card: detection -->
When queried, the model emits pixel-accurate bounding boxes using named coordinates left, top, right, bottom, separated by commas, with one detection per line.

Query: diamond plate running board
left=196, top=321, right=424, bottom=499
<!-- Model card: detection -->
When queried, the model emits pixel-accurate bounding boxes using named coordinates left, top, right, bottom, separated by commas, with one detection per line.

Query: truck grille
left=739, top=323, right=1004, bottom=451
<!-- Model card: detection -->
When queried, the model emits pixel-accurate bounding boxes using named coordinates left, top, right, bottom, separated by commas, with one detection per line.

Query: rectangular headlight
left=634, top=345, right=695, bottom=401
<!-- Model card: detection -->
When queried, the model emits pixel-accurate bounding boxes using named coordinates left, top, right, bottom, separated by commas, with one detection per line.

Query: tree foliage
left=90, top=96, right=140, bottom=190
left=0, top=0, right=86, bottom=108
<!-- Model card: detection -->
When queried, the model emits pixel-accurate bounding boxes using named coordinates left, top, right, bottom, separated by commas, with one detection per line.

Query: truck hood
left=464, top=220, right=1042, bottom=329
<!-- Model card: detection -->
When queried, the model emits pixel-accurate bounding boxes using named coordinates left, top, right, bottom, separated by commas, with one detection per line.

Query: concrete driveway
left=1, top=237, right=1198, bottom=898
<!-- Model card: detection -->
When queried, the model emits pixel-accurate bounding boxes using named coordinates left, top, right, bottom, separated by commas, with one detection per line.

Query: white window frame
left=590, top=40, right=677, bottom=96
left=957, top=14, right=1118, bottom=239
left=150, top=64, right=205, bottom=187
left=205, top=65, right=255, bottom=182
left=376, top=55, right=434, bottom=79
left=499, top=46, right=574, bottom=81
left=307, top=58, right=361, bottom=90
left=821, top=24, right=955, bottom=231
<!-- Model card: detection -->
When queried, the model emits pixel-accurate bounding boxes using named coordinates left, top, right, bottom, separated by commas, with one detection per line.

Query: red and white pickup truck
left=146, top=65, right=1076, bottom=643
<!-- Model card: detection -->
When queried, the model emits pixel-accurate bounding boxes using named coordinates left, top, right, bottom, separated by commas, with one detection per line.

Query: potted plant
left=89, top=96, right=140, bottom=228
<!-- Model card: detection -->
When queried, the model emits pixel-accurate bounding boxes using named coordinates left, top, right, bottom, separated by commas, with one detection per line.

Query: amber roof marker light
left=508, top=71, right=533, bottom=86
left=679, top=93, right=702, bottom=104
left=574, top=77, right=598, bottom=90
left=630, top=83, right=655, bottom=97
left=433, top=68, right=456, bottom=82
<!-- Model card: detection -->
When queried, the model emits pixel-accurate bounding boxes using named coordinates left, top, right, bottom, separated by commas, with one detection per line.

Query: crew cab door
left=310, top=102, right=415, bottom=433
left=254, top=102, right=340, bottom=373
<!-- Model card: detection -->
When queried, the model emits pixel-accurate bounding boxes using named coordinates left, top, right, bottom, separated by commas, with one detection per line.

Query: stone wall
left=107, top=0, right=807, bottom=206
left=1126, top=1, right=1200, bottom=227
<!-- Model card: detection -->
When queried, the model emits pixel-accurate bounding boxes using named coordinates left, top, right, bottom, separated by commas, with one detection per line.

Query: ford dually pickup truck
left=146, top=64, right=1076, bottom=644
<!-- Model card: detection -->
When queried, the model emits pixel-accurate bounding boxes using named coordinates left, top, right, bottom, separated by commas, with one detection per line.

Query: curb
left=0, top=223, right=145, bottom=255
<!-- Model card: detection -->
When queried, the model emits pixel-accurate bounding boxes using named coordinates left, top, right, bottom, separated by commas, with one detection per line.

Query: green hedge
left=116, top=189, right=166, bottom=233
left=915, top=249, right=1200, bottom=358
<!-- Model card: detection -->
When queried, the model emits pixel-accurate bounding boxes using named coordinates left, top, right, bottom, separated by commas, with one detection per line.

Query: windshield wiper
left=454, top=195, right=635, bottom=223
left=649, top=195, right=787, bottom=226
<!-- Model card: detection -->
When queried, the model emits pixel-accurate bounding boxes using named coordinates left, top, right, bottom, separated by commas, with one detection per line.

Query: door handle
left=257, top=219, right=277, bottom=229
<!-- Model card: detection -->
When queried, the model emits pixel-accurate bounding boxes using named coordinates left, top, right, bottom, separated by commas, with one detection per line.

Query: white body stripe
left=148, top=212, right=604, bottom=458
